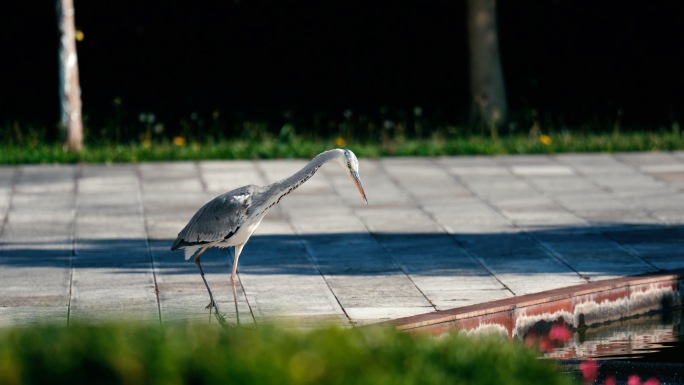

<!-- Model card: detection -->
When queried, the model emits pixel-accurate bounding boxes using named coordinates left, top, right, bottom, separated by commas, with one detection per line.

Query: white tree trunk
left=57, top=0, right=84, bottom=151
left=467, top=0, right=507, bottom=133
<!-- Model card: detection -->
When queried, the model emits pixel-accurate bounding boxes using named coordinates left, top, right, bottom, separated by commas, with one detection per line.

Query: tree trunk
left=57, top=0, right=84, bottom=151
left=467, top=0, right=507, bottom=134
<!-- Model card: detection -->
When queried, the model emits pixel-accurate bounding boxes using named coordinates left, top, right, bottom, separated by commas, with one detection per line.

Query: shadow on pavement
left=1, top=224, right=682, bottom=277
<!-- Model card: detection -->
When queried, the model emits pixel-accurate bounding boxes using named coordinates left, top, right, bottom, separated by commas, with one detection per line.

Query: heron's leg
left=193, top=246, right=219, bottom=312
left=230, top=243, right=245, bottom=325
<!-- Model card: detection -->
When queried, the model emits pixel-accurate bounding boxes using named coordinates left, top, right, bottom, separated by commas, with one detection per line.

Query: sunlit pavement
left=1, top=152, right=683, bottom=327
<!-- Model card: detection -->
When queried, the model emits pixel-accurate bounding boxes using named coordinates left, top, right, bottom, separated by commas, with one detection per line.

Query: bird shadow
left=1, top=223, right=682, bottom=278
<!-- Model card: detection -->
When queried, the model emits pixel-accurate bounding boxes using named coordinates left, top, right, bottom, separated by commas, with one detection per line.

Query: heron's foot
left=205, top=300, right=217, bottom=310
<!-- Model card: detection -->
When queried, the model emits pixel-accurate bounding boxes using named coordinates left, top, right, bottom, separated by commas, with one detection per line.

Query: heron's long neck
left=267, top=150, right=338, bottom=205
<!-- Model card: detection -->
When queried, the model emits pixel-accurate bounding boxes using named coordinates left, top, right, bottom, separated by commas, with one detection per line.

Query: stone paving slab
left=1, top=152, right=684, bottom=328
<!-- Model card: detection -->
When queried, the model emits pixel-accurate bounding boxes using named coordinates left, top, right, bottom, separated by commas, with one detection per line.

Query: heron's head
left=336, top=148, right=368, bottom=204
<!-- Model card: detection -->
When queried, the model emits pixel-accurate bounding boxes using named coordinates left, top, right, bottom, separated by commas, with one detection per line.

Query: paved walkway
left=1, top=152, right=683, bottom=327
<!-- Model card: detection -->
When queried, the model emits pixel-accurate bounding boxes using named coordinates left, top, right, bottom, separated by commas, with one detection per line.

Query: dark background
left=2, top=0, right=683, bottom=135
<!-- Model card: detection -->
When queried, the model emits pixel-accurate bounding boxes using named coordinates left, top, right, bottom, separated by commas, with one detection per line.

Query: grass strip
left=1, top=131, right=683, bottom=164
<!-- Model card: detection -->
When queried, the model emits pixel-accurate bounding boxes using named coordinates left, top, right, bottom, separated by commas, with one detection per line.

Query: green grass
left=0, top=323, right=573, bottom=385
left=1, top=131, right=683, bottom=164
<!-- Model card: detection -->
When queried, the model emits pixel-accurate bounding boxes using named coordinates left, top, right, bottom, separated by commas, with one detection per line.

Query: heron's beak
left=351, top=171, right=368, bottom=204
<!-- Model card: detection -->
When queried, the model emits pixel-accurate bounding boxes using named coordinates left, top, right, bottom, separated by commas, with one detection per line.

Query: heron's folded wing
left=171, top=187, right=252, bottom=250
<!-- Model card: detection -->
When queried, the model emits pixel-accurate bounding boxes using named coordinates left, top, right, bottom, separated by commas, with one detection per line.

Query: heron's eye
left=347, top=162, right=351, bottom=168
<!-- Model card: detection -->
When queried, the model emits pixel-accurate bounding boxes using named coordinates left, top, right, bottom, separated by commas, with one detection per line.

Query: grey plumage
left=171, top=185, right=258, bottom=251
left=170, top=148, right=368, bottom=325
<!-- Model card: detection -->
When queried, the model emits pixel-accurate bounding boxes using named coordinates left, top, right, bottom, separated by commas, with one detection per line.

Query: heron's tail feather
left=184, top=247, right=200, bottom=260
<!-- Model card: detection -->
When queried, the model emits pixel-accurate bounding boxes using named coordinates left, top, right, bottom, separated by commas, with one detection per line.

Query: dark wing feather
left=171, top=185, right=255, bottom=250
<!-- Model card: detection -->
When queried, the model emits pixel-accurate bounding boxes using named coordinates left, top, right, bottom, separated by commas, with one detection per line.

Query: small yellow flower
left=335, top=137, right=346, bottom=147
left=75, top=29, right=85, bottom=42
left=539, top=134, right=552, bottom=145
left=173, top=136, right=186, bottom=147
left=142, top=139, right=152, bottom=148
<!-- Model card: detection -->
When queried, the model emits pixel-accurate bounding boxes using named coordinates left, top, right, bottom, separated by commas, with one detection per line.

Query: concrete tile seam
left=377, top=158, right=516, bottom=297
left=134, top=164, right=163, bottom=325
left=436, top=157, right=584, bottom=288
left=251, top=159, right=353, bottom=326
left=500, top=156, right=661, bottom=275
left=332, top=160, right=441, bottom=313
left=566, top=155, right=679, bottom=224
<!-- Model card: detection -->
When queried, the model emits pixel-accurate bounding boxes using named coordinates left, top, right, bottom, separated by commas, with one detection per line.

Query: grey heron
left=171, top=148, right=368, bottom=325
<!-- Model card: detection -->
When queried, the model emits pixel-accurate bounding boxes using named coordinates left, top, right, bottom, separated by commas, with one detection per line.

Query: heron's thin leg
left=194, top=248, right=228, bottom=326
left=194, top=246, right=219, bottom=312
left=230, top=278, right=239, bottom=325
left=230, top=244, right=245, bottom=325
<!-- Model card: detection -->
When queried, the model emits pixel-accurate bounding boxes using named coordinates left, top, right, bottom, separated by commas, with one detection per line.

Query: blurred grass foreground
left=0, top=323, right=573, bottom=385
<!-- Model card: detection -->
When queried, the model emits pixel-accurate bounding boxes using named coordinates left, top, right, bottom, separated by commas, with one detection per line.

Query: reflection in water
left=536, top=308, right=683, bottom=362
left=517, top=309, right=684, bottom=384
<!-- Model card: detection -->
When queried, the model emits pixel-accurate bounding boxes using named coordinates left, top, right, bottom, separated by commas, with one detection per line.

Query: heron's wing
left=171, top=185, right=256, bottom=250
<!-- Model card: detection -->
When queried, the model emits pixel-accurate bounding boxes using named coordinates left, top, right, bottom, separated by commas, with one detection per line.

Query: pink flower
left=538, top=336, right=555, bottom=353
left=604, top=376, right=617, bottom=385
left=579, top=360, right=599, bottom=382
left=549, top=324, right=572, bottom=342
left=627, top=375, right=642, bottom=385
left=643, top=378, right=660, bottom=385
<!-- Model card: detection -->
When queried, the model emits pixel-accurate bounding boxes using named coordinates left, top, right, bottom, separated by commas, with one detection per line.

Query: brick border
left=380, top=269, right=684, bottom=338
